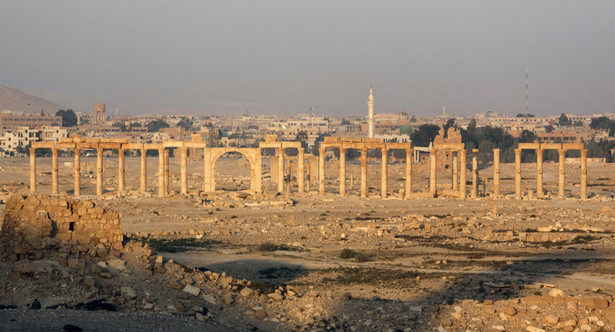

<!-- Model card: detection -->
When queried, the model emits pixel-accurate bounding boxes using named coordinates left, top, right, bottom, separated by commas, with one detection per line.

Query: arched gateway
left=203, top=148, right=261, bottom=193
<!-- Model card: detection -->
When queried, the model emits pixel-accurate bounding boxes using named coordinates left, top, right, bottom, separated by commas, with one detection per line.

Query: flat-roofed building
left=0, top=113, right=62, bottom=132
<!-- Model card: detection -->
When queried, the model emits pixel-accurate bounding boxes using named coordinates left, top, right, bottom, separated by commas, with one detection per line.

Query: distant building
left=93, top=102, right=106, bottom=125
left=39, top=126, right=68, bottom=143
left=0, top=126, right=39, bottom=154
left=0, top=112, right=62, bottom=132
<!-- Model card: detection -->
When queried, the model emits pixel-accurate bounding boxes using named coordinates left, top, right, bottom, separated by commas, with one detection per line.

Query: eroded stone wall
left=0, top=194, right=123, bottom=260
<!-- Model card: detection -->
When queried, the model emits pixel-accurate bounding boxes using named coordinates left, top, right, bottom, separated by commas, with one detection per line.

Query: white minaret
left=367, top=87, right=375, bottom=138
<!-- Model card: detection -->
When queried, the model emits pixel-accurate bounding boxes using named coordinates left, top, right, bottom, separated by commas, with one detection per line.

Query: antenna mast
left=525, top=65, right=529, bottom=114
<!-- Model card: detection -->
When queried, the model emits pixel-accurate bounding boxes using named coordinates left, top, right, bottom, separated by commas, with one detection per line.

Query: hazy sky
left=2, top=1, right=614, bottom=116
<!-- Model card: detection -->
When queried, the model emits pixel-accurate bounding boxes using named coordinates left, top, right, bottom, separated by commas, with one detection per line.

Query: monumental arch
left=429, top=127, right=467, bottom=198
left=203, top=147, right=261, bottom=193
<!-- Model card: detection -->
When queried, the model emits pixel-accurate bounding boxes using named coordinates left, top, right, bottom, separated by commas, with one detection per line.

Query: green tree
left=147, top=119, right=170, bottom=132
left=443, top=118, right=456, bottom=132
left=112, top=122, right=127, bottom=132
left=558, top=113, right=571, bottom=127
left=410, top=124, right=440, bottom=147
left=518, top=130, right=537, bottom=143
left=545, top=125, right=555, bottom=133
left=295, top=130, right=308, bottom=142
left=176, top=117, right=194, bottom=130
left=55, top=109, right=78, bottom=127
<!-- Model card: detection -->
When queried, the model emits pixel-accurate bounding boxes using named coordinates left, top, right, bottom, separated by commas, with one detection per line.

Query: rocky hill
left=0, top=84, right=65, bottom=114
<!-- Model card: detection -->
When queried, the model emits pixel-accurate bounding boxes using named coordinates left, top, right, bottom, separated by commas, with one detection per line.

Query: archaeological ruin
left=29, top=134, right=590, bottom=200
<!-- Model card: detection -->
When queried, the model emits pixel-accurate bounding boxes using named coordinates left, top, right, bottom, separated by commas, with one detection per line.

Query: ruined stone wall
left=1, top=194, right=123, bottom=259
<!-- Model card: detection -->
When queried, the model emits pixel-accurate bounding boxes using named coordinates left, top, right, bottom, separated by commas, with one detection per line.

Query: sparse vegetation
left=258, top=242, right=282, bottom=252
left=339, top=249, right=371, bottom=262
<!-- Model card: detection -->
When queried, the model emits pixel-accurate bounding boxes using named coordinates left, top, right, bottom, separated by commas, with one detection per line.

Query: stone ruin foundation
left=0, top=194, right=123, bottom=261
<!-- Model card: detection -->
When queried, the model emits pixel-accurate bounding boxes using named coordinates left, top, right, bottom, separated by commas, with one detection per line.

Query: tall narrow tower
left=367, top=87, right=375, bottom=138
left=525, top=65, right=529, bottom=114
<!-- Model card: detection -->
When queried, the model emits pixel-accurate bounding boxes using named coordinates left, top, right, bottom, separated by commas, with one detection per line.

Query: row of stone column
left=272, top=148, right=305, bottom=193
left=513, top=148, right=588, bottom=199
left=429, top=149, right=470, bottom=198
left=30, top=147, right=189, bottom=198
left=29, top=147, right=590, bottom=199
left=317, top=148, right=413, bottom=199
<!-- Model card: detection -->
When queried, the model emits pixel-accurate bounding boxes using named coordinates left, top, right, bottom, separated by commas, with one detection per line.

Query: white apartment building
left=0, top=126, right=39, bottom=154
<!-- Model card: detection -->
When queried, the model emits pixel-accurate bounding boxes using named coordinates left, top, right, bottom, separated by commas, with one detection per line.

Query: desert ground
left=1, top=153, right=615, bottom=331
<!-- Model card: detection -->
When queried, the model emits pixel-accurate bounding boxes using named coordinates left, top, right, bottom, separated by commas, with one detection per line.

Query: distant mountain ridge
left=0, top=84, right=66, bottom=114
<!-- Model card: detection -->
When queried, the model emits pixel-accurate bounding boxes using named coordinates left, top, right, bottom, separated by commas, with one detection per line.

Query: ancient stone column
left=74, top=148, right=81, bottom=196
left=118, top=148, right=125, bottom=193
left=459, top=149, right=467, bottom=198
left=339, top=148, right=346, bottom=196
left=29, top=148, right=36, bottom=193
left=202, top=151, right=212, bottom=192
left=96, top=147, right=103, bottom=196
left=180, top=147, right=188, bottom=194
left=158, top=148, right=165, bottom=197
left=581, top=149, right=588, bottom=199
left=360, top=148, right=367, bottom=198
left=536, top=148, right=544, bottom=198
left=493, top=149, right=500, bottom=197
left=52, top=147, right=59, bottom=195
left=514, top=148, right=522, bottom=199
left=318, top=148, right=325, bottom=195
left=297, top=148, right=305, bottom=193
left=164, top=150, right=170, bottom=195
left=429, top=150, right=437, bottom=196
left=471, top=150, right=478, bottom=199
left=452, top=153, right=458, bottom=191
left=285, top=162, right=292, bottom=192
left=381, top=148, right=388, bottom=199
left=254, top=153, right=262, bottom=193
left=405, top=148, right=412, bottom=199
left=278, top=147, right=285, bottom=192
left=140, top=148, right=147, bottom=193
left=270, top=156, right=279, bottom=185
left=557, top=149, right=566, bottom=198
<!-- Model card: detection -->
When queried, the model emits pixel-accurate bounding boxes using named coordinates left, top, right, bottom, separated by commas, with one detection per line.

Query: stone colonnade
left=29, top=137, right=590, bottom=200
left=30, top=136, right=306, bottom=197
left=512, top=143, right=588, bottom=199
left=31, top=138, right=210, bottom=197
left=259, top=138, right=304, bottom=193
left=318, top=138, right=413, bottom=199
